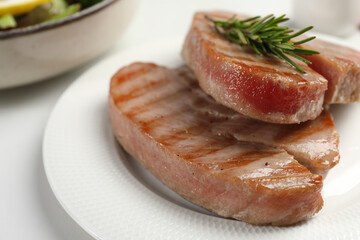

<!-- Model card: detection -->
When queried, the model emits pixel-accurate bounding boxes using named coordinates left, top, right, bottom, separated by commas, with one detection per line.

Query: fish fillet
left=108, top=62, right=333, bottom=225
left=181, top=11, right=328, bottom=124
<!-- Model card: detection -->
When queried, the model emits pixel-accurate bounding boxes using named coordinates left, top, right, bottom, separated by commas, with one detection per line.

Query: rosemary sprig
left=206, top=14, right=319, bottom=73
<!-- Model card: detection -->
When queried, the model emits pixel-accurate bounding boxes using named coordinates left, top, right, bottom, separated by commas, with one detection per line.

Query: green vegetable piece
left=16, top=3, right=53, bottom=27
left=77, top=0, right=103, bottom=9
left=0, top=14, right=16, bottom=29
left=47, top=3, right=81, bottom=22
left=50, top=0, right=68, bottom=15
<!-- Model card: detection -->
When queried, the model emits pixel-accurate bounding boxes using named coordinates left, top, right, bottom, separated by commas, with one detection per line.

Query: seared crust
left=109, top=62, right=325, bottom=225
left=181, top=11, right=328, bottom=124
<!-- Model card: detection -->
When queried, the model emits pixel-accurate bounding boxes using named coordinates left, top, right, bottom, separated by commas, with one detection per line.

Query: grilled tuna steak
left=108, top=62, right=333, bottom=225
left=299, top=38, right=360, bottom=103
left=181, top=11, right=328, bottom=124
left=204, top=109, right=339, bottom=177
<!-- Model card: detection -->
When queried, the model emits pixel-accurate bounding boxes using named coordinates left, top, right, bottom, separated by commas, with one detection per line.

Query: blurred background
left=1, top=0, right=359, bottom=239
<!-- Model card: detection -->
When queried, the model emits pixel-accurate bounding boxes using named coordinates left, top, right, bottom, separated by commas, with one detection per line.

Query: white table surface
left=1, top=0, right=359, bottom=239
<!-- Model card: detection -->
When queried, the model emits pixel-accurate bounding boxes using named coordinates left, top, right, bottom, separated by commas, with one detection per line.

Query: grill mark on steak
left=113, top=77, right=169, bottom=104
left=112, top=62, right=158, bottom=86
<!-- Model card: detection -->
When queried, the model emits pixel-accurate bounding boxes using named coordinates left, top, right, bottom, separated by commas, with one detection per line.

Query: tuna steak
left=181, top=11, right=328, bottom=124
left=108, top=62, right=333, bottom=225
left=299, top=38, right=360, bottom=103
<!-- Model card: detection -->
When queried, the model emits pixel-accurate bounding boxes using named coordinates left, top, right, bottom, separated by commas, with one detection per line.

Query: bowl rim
left=0, top=0, right=117, bottom=40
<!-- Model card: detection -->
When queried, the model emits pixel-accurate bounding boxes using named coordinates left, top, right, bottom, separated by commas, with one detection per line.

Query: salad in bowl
left=0, top=0, right=138, bottom=89
left=0, top=0, right=103, bottom=29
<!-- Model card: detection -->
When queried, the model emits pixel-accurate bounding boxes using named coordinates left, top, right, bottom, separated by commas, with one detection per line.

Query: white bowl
left=0, top=0, right=138, bottom=89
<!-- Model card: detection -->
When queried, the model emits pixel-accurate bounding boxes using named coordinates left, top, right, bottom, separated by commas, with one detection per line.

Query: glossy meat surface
left=181, top=11, right=328, bottom=124
left=205, top=108, right=339, bottom=177
left=108, top=62, right=327, bottom=225
left=300, top=38, right=360, bottom=103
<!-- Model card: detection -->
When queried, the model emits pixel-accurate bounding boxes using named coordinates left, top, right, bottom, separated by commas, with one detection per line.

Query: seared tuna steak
left=299, top=38, right=360, bottom=103
left=181, top=11, right=328, bottom=124
left=108, top=63, right=332, bottom=225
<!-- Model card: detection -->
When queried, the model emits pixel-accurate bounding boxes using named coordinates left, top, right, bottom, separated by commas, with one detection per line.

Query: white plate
left=43, top=36, right=360, bottom=240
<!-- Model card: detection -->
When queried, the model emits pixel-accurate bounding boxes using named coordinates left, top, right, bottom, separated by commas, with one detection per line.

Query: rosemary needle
left=206, top=14, right=319, bottom=73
